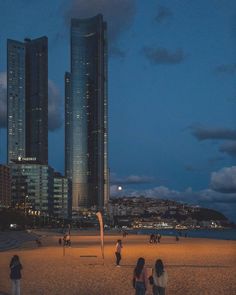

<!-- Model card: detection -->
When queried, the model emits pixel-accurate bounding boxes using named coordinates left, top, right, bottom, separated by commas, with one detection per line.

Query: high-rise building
left=65, top=15, right=109, bottom=210
left=25, top=37, right=48, bottom=164
left=7, top=37, right=48, bottom=164
left=7, top=40, right=26, bottom=162
left=65, top=72, right=72, bottom=179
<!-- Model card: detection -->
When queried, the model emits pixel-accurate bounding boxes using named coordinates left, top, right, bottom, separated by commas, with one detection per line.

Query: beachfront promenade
left=0, top=231, right=235, bottom=295
left=0, top=231, right=39, bottom=252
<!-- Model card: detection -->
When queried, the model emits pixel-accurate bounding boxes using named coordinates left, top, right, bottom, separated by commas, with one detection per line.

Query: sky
left=0, top=0, right=236, bottom=221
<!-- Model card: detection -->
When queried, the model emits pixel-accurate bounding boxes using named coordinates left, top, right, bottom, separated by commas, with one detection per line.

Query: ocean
left=131, top=228, right=236, bottom=241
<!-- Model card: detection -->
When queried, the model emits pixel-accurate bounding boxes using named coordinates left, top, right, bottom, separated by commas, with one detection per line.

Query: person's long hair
left=155, top=259, right=164, bottom=277
left=10, top=255, right=20, bottom=266
left=134, top=257, right=145, bottom=278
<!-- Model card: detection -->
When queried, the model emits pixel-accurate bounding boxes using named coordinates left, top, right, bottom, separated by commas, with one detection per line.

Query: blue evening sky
left=0, top=0, right=236, bottom=221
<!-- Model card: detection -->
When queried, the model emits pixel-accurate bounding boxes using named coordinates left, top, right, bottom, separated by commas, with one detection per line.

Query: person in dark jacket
left=10, top=255, right=22, bottom=295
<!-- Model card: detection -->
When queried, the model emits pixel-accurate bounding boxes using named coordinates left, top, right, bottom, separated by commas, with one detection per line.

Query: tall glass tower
left=7, top=40, right=26, bottom=162
left=25, top=37, right=48, bottom=164
left=65, top=15, right=109, bottom=209
left=7, top=37, right=48, bottom=164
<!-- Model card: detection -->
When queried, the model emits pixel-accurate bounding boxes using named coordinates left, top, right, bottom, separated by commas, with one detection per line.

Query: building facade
left=53, top=172, right=72, bottom=219
left=65, top=15, right=109, bottom=210
left=7, top=40, right=26, bottom=162
left=10, top=158, right=54, bottom=215
left=65, top=72, right=72, bottom=180
left=0, top=165, right=11, bottom=207
left=7, top=37, right=48, bottom=164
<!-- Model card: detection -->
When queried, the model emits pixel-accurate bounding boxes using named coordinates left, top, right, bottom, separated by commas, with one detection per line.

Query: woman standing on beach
left=152, top=259, right=168, bottom=295
left=9, top=255, right=23, bottom=295
left=133, top=257, right=148, bottom=295
left=115, top=239, right=123, bottom=266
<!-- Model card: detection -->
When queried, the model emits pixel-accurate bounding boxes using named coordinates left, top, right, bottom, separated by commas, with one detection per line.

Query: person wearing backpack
left=152, top=259, right=168, bottom=295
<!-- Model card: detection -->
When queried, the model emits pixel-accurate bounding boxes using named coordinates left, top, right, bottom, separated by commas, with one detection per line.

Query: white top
left=153, top=270, right=168, bottom=288
left=115, top=242, right=122, bottom=253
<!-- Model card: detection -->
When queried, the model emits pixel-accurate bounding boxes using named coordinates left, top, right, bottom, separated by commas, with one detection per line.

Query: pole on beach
left=96, top=211, right=104, bottom=262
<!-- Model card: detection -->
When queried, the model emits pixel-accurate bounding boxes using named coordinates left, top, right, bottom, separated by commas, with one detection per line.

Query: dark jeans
left=135, top=281, right=146, bottom=295
left=153, top=285, right=165, bottom=295
left=115, top=252, right=121, bottom=265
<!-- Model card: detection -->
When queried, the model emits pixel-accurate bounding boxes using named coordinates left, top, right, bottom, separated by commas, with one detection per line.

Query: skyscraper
left=7, top=37, right=48, bottom=164
left=65, top=15, right=109, bottom=210
left=7, top=40, right=26, bottom=162
left=25, top=37, right=48, bottom=164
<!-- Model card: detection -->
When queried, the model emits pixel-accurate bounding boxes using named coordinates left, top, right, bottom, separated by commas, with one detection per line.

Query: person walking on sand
left=133, top=257, right=148, bottom=295
left=10, top=255, right=23, bottom=295
left=66, top=234, right=71, bottom=246
left=152, top=259, right=168, bottom=295
left=115, top=239, right=123, bottom=267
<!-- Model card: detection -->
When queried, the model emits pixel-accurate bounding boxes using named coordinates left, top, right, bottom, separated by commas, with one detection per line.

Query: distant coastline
left=129, top=228, right=236, bottom=241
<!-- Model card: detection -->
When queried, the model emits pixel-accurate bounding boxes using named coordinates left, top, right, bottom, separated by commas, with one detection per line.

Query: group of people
left=114, top=239, right=168, bottom=295
left=58, top=234, right=71, bottom=246
left=9, top=239, right=167, bottom=295
left=149, top=233, right=162, bottom=244
left=133, top=258, right=168, bottom=295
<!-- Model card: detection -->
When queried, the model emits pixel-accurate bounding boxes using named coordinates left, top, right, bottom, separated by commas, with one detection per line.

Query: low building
left=10, top=158, right=54, bottom=215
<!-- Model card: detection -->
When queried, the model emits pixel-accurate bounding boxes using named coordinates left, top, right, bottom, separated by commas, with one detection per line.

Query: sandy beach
left=0, top=231, right=236, bottom=295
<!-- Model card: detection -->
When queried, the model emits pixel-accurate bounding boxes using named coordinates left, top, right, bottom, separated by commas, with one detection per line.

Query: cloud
left=110, top=173, right=154, bottom=185
left=62, top=0, right=137, bottom=44
left=48, top=80, right=63, bottom=131
left=110, top=167, right=236, bottom=221
left=215, top=63, right=236, bottom=75
left=155, top=5, right=173, bottom=24
left=0, top=72, right=62, bottom=131
left=0, top=72, right=7, bottom=128
left=136, top=186, right=236, bottom=206
left=219, top=141, right=236, bottom=157
left=110, top=184, right=182, bottom=200
left=191, top=125, right=236, bottom=141
left=110, top=183, right=236, bottom=221
left=210, top=166, right=236, bottom=193
left=142, top=47, right=186, bottom=65
left=199, top=189, right=236, bottom=204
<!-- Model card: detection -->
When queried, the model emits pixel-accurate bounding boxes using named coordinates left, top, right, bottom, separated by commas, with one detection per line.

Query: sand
left=0, top=231, right=236, bottom=295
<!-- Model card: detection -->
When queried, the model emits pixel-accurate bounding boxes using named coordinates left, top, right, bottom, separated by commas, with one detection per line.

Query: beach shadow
left=167, top=264, right=230, bottom=268
left=111, top=264, right=230, bottom=269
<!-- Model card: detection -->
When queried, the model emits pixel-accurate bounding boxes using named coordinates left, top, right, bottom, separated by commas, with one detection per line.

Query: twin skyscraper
left=7, top=15, right=109, bottom=212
